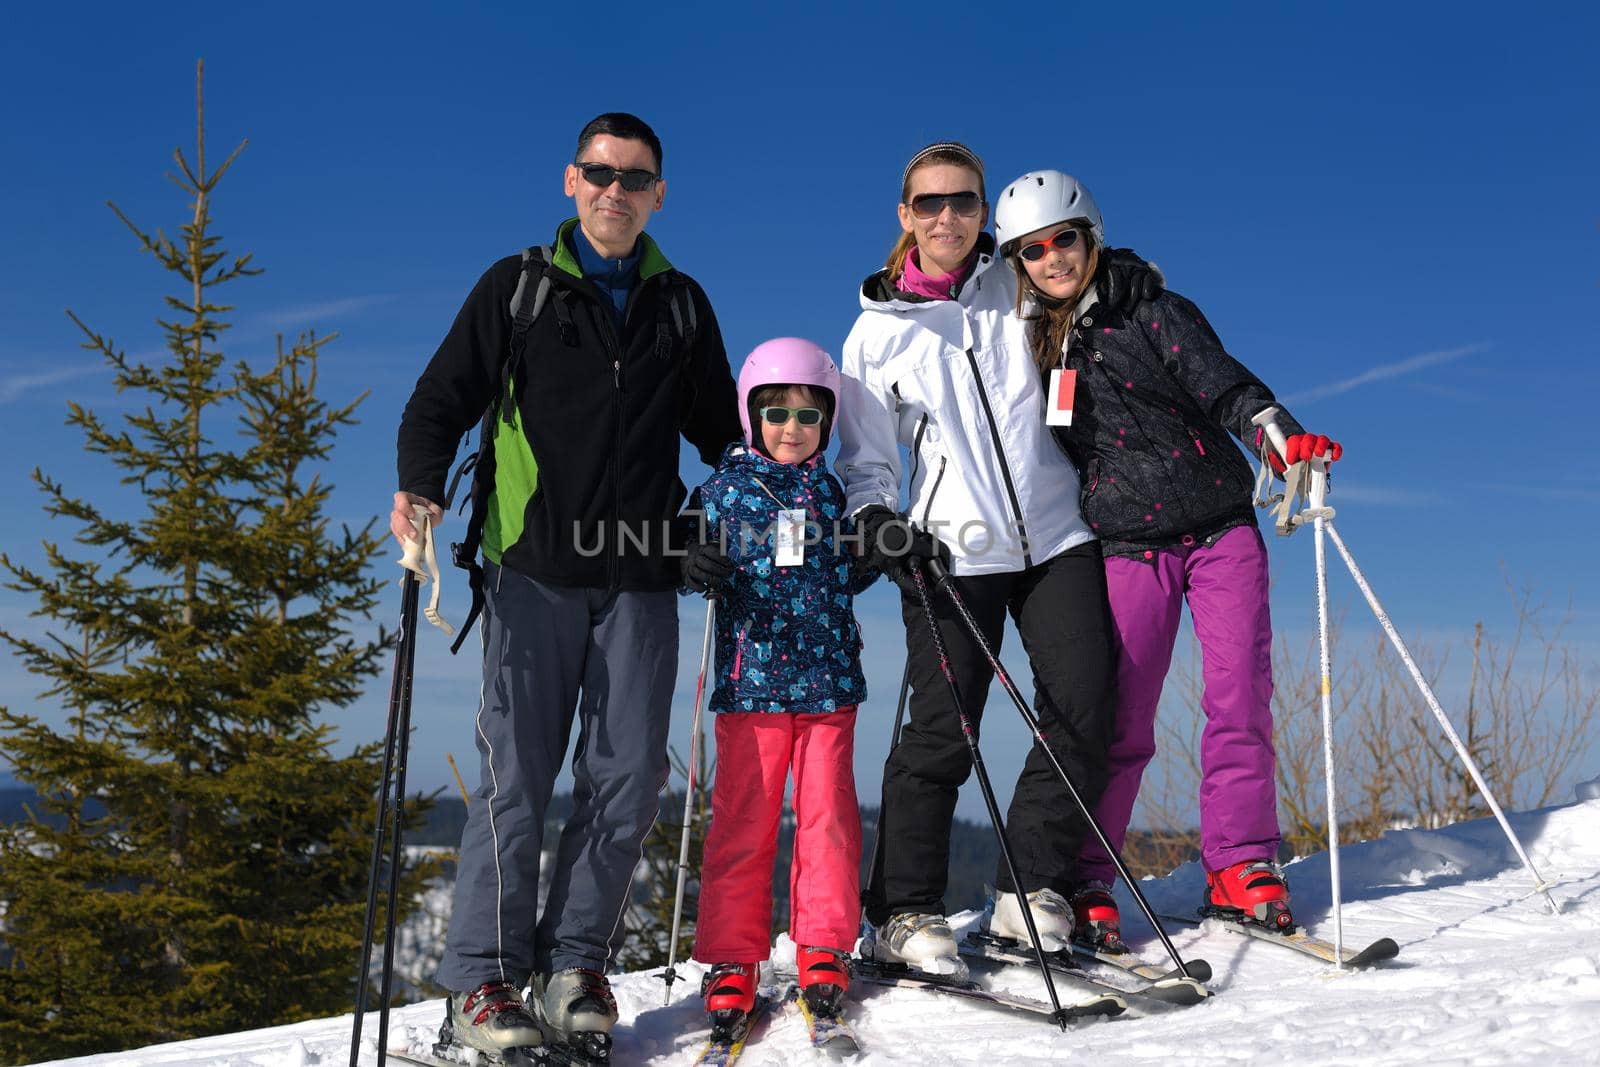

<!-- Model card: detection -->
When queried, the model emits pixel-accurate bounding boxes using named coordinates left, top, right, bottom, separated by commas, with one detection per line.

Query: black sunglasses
left=759, top=406, right=825, bottom=427
left=577, top=162, right=660, bottom=193
left=1018, top=227, right=1083, bottom=262
left=908, top=191, right=983, bottom=220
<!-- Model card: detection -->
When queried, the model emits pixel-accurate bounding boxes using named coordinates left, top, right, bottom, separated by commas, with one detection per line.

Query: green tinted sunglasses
left=759, top=406, right=824, bottom=426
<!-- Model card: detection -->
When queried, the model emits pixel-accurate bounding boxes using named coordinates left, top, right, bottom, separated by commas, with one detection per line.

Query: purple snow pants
left=1076, top=524, right=1279, bottom=882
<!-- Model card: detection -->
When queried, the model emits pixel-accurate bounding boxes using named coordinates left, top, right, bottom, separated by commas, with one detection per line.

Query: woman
left=991, top=169, right=1342, bottom=947
left=836, top=142, right=1156, bottom=974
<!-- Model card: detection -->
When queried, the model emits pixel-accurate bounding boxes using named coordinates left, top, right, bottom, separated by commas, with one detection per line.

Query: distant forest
left=2, top=787, right=1197, bottom=915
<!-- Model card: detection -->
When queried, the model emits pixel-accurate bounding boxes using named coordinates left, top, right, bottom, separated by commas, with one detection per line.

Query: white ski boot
left=534, top=967, right=617, bottom=1062
left=441, top=980, right=543, bottom=1055
left=869, top=912, right=967, bottom=977
left=985, top=888, right=1074, bottom=952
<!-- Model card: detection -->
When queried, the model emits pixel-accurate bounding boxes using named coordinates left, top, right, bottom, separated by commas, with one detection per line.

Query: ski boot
left=796, top=945, right=851, bottom=1016
left=1203, top=859, right=1294, bottom=931
left=533, top=967, right=616, bottom=1063
left=437, top=980, right=543, bottom=1060
left=985, top=888, right=1074, bottom=952
left=701, top=962, right=760, bottom=1040
left=1069, top=880, right=1128, bottom=953
left=868, top=912, right=967, bottom=978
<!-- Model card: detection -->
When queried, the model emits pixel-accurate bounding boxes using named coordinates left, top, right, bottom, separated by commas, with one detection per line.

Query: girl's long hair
left=885, top=142, right=987, bottom=280
left=1011, top=229, right=1100, bottom=375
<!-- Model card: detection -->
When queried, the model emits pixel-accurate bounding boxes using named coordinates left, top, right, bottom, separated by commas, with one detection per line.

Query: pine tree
left=0, top=62, right=430, bottom=1062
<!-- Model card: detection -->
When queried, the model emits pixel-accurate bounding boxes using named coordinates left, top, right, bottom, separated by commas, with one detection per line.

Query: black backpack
left=441, top=245, right=699, bottom=653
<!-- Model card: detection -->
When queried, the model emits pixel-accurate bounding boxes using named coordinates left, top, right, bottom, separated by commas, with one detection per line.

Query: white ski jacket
left=837, top=244, right=1095, bottom=576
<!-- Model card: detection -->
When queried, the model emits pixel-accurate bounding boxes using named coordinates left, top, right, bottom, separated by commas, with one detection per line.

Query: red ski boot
left=1069, top=880, right=1128, bottom=953
left=701, top=962, right=758, bottom=1037
left=1204, top=860, right=1294, bottom=931
left=796, top=946, right=850, bottom=1015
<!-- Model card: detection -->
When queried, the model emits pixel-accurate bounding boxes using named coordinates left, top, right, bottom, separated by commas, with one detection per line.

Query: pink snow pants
left=693, top=707, right=861, bottom=963
left=1077, top=525, right=1280, bottom=882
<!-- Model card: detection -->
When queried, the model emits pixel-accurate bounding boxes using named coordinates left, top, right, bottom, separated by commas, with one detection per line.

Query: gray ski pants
left=435, top=563, right=677, bottom=990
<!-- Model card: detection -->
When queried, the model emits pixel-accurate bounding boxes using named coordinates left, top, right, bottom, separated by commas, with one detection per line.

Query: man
left=393, top=112, right=740, bottom=1058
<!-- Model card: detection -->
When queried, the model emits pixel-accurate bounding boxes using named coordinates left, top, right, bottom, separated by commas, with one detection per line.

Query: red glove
left=1269, top=433, right=1343, bottom=473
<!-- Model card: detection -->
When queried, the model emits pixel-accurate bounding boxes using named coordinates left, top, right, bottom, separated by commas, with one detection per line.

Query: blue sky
left=1, top=3, right=1596, bottom=818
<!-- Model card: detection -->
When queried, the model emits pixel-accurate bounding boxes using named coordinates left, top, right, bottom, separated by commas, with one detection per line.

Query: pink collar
left=900, top=246, right=975, bottom=301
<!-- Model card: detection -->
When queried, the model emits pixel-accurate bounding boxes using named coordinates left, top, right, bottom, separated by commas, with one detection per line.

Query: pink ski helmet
left=736, top=337, right=841, bottom=454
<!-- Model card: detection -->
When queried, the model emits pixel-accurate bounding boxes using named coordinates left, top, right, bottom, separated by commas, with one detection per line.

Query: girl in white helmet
left=993, top=169, right=1343, bottom=945
left=835, top=142, right=1160, bottom=975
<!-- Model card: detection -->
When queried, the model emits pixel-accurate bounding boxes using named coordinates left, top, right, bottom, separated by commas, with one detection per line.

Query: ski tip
left=1067, top=993, right=1127, bottom=1020
left=1347, top=937, right=1401, bottom=968
left=1169, top=958, right=1213, bottom=984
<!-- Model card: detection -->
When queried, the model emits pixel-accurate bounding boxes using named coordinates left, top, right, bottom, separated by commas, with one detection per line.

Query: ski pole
left=908, top=566, right=1072, bottom=1030
left=351, top=519, right=427, bottom=1067
left=1310, top=471, right=1345, bottom=965
left=861, top=659, right=911, bottom=917
left=661, top=598, right=717, bottom=1004
left=923, top=557, right=1197, bottom=979
left=1322, top=522, right=1560, bottom=915
left=1254, top=407, right=1353, bottom=962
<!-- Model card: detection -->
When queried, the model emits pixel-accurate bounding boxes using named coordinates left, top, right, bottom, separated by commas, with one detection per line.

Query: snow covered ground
left=30, top=792, right=1600, bottom=1067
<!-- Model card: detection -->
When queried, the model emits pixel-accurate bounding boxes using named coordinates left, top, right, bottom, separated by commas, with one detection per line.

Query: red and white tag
left=1046, top=368, right=1077, bottom=427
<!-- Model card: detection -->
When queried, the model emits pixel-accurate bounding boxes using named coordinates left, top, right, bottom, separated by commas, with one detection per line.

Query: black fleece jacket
left=397, top=225, right=741, bottom=591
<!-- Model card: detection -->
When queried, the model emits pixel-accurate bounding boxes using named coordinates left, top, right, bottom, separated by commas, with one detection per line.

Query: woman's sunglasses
left=908, top=191, right=983, bottom=220
left=759, top=406, right=825, bottom=427
left=577, top=162, right=660, bottom=193
left=1018, top=228, right=1083, bottom=262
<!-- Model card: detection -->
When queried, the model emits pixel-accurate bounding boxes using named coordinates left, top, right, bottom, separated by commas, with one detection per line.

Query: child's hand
left=682, top=540, right=736, bottom=595
left=1270, top=433, right=1342, bottom=473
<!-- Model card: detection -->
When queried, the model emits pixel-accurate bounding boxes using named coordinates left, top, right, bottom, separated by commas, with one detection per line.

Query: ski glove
left=681, top=539, right=736, bottom=596
left=857, top=504, right=952, bottom=595
left=1096, top=247, right=1165, bottom=314
left=1269, top=433, right=1343, bottom=474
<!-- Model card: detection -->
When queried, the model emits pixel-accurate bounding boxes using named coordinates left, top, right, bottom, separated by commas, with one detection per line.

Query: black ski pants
left=864, top=541, right=1115, bottom=925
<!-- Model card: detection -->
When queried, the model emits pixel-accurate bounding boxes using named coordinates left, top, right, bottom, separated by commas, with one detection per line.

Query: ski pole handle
left=1253, top=407, right=1332, bottom=515
left=1251, top=406, right=1290, bottom=461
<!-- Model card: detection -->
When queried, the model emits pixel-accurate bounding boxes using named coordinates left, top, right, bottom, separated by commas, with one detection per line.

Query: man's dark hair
left=575, top=112, right=663, bottom=174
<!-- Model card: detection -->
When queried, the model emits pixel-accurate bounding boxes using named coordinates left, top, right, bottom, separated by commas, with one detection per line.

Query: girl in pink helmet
left=679, top=337, right=879, bottom=1035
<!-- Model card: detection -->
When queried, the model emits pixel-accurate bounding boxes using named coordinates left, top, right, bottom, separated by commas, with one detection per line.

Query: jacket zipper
left=962, top=346, right=1033, bottom=568
left=921, top=456, right=948, bottom=526
left=595, top=297, right=629, bottom=590
left=730, top=624, right=746, bottom=680
left=1186, top=426, right=1207, bottom=456
left=908, top=413, right=929, bottom=486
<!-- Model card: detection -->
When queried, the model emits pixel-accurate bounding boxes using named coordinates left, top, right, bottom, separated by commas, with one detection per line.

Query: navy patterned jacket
left=689, top=444, right=876, bottom=715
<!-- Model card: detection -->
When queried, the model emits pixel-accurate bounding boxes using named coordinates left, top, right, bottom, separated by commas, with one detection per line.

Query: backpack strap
left=446, top=246, right=551, bottom=653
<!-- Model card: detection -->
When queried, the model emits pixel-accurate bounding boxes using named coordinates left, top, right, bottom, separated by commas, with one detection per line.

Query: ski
left=961, top=932, right=1211, bottom=1008
left=691, top=992, right=778, bottom=1067
left=386, top=1006, right=599, bottom=1067
left=852, top=956, right=1125, bottom=1023
left=1068, top=940, right=1214, bottom=989
left=785, top=985, right=862, bottom=1057
left=1160, top=910, right=1400, bottom=969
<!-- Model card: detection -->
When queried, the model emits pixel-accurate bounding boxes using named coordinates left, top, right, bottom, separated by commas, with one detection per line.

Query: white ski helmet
left=993, top=170, right=1104, bottom=256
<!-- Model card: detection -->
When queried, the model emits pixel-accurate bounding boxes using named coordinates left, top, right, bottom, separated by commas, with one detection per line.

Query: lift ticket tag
left=775, top=508, right=807, bottom=567
left=1047, top=368, right=1077, bottom=427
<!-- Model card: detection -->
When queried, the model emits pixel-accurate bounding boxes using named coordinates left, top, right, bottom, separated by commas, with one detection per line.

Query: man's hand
left=391, top=491, right=445, bottom=547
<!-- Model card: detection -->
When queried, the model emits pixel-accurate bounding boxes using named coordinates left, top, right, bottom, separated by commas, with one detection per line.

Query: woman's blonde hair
left=885, top=142, right=987, bottom=280
left=1010, top=227, right=1100, bottom=375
